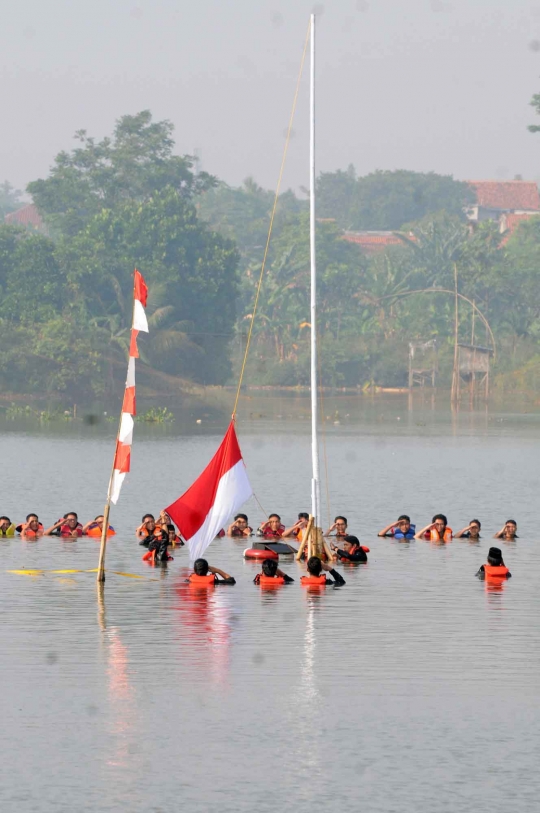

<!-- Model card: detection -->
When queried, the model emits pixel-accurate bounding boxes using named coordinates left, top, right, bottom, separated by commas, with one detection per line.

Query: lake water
left=1, top=395, right=540, bottom=812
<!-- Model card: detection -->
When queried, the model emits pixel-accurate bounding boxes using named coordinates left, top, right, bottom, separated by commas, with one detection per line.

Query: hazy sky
left=3, top=0, right=540, bottom=196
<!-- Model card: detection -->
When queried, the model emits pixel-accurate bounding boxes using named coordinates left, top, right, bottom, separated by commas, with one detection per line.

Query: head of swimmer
left=64, top=512, right=78, bottom=528
left=487, top=547, right=504, bottom=566
left=26, top=513, right=40, bottom=531
left=503, top=519, right=517, bottom=538
left=397, top=514, right=410, bottom=533
left=268, top=513, right=281, bottom=531
left=234, top=513, right=249, bottom=531
left=142, top=513, right=156, bottom=532
left=334, top=516, right=347, bottom=534
left=468, top=519, right=481, bottom=538
left=262, top=558, right=278, bottom=577
left=0, top=516, right=11, bottom=530
left=194, top=558, right=209, bottom=576
left=431, top=514, right=448, bottom=534
left=307, top=556, right=323, bottom=576
left=342, top=534, right=360, bottom=553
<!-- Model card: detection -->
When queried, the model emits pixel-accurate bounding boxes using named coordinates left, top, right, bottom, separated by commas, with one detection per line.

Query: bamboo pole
left=296, top=515, right=314, bottom=561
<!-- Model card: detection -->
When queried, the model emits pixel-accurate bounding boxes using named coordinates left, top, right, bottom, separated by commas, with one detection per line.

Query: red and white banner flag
left=165, top=421, right=252, bottom=560
left=110, top=269, right=148, bottom=505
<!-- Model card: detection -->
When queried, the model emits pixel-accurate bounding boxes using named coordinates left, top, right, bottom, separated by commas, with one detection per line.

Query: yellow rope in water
left=232, top=20, right=311, bottom=419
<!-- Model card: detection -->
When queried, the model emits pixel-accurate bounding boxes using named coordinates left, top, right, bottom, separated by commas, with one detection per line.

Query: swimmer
left=283, top=512, right=309, bottom=539
left=253, top=558, right=295, bottom=585
left=45, top=512, right=83, bottom=537
left=378, top=515, right=415, bottom=539
left=166, top=523, right=183, bottom=546
left=455, top=519, right=481, bottom=540
left=476, top=547, right=512, bottom=580
left=494, top=520, right=518, bottom=540
left=18, top=514, right=43, bottom=537
left=330, top=535, right=368, bottom=563
left=227, top=513, right=253, bottom=537
left=415, top=514, right=453, bottom=542
left=325, top=516, right=348, bottom=537
left=136, top=514, right=160, bottom=539
left=301, top=556, right=346, bottom=587
left=0, top=516, right=16, bottom=537
left=82, top=515, right=115, bottom=536
left=186, top=558, right=236, bottom=585
left=259, top=514, right=285, bottom=539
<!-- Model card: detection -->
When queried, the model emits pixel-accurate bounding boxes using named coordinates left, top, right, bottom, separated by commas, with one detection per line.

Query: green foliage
left=0, top=182, right=23, bottom=219
left=136, top=407, right=175, bottom=423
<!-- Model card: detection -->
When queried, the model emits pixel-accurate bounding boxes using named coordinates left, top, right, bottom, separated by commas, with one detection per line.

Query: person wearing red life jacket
left=476, top=547, right=512, bottom=580
left=254, top=558, right=295, bottom=586
left=415, top=514, right=453, bottom=542
left=186, top=558, right=236, bottom=585
left=45, top=512, right=83, bottom=537
left=17, top=513, right=44, bottom=537
left=258, top=514, right=285, bottom=539
left=330, top=535, right=368, bottom=563
left=227, top=513, right=253, bottom=537
left=300, top=556, right=346, bottom=587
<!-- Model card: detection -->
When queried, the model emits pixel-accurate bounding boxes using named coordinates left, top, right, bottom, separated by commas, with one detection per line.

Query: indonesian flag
left=110, top=269, right=148, bottom=505
left=165, top=421, right=252, bottom=560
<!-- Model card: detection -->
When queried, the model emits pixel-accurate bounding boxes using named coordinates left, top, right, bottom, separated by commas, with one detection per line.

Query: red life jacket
left=188, top=573, right=216, bottom=586
left=339, top=544, right=370, bottom=562
left=429, top=527, right=452, bottom=542
left=258, top=574, right=285, bottom=586
left=484, top=564, right=509, bottom=578
left=300, top=574, right=327, bottom=586
left=60, top=523, right=83, bottom=537
left=262, top=525, right=285, bottom=539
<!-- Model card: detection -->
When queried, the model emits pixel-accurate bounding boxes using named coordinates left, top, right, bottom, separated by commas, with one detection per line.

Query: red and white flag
left=165, top=421, right=252, bottom=560
left=110, top=269, right=148, bottom=504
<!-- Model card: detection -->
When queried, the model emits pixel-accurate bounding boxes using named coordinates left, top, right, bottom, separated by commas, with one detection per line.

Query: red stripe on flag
left=114, top=441, right=131, bottom=473
left=134, top=269, right=148, bottom=307
left=165, top=421, right=243, bottom=539
left=123, top=387, right=136, bottom=416
left=129, top=329, right=139, bottom=358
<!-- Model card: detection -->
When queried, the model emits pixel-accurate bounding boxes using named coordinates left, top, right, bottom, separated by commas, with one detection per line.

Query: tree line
left=2, top=108, right=540, bottom=401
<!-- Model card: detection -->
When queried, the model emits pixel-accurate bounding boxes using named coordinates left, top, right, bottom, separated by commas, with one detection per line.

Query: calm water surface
left=1, top=400, right=540, bottom=812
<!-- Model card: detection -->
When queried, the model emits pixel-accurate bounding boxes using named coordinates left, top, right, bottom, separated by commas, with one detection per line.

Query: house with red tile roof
left=341, top=230, right=412, bottom=254
left=466, top=180, right=540, bottom=222
left=499, top=211, right=540, bottom=245
left=4, top=203, right=46, bottom=233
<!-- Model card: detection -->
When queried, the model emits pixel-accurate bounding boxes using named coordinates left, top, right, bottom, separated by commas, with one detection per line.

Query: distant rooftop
left=467, top=180, right=540, bottom=212
left=342, top=230, right=409, bottom=254
left=4, top=203, right=44, bottom=230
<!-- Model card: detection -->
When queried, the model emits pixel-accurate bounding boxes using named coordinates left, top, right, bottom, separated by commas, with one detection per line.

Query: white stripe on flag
left=126, top=357, right=136, bottom=388
left=133, top=299, right=149, bottom=332
left=186, top=459, right=252, bottom=561
left=110, top=470, right=126, bottom=505
left=118, top=412, right=134, bottom=445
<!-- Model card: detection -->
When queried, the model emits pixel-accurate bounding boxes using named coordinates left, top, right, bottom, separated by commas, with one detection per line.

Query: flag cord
left=231, top=20, right=311, bottom=419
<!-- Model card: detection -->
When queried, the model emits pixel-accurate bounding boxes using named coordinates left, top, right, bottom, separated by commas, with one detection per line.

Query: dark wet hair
left=298, top=512, right=309, bottom=520
left=262, top=559, right=278, bottom=577
left=432, top=514, right=447, bottom=525
left=0, top=516, right=11, bottom=523
left=398, top=515, right=410, bottom=522
left=335, top=516, right=347, bottom=524
left=194, top=558, right=209, bottom=575
left=142, top=513, right=155, bottom=522
left=343, top=535, right=360, bottom=547
left=269, top=513, right=281, bottom=521
left=235, top=513, right=248, bottom=522
left=307, top=556, right=322, bottom=576
left=470, top=519, right=481, bottom=529
left=506, top=519, right=517, bottom=526
left=487, top=547, right=504, bottom=566
left=65, top=512, right=78, bottom=520
left=26, top=513, right=38, bottom=521
left=166, top=524, right=175, bottom=531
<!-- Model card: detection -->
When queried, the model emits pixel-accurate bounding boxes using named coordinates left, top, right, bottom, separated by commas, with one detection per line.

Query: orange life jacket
left=301, top=574, right=327, bottom=586
left=429, top=527, right=453, bottom=542
left=142, top=549, right=173, bottom=563
left=188, top=573, right=216, bottom=585
left=258, top=574, right=285, bottom=586
left=338, top=544, right=370, bottom=562
left=87, top=525, right=116, bottom=537
left=484, top=564, right=509, bottom=578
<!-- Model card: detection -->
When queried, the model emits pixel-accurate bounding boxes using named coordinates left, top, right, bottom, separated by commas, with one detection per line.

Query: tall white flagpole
left=309, top=13, right=321, bottom=525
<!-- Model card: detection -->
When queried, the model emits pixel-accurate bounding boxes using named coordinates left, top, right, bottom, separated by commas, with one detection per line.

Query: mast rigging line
left=232, top=19, right=311, bottom=419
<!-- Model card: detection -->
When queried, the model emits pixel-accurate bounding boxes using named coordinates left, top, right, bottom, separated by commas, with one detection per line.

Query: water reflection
left=173, top=580, right=231, bottom=684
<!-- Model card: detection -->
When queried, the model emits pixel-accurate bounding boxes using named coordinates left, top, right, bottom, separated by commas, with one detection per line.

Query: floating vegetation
left=136, top=407, right=175, bottom=424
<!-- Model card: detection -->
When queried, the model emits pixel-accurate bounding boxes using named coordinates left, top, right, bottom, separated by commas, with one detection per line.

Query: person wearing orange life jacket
left=44, top=512, right=83, bottom=537
left=18, top=513, right=44, bottom=537
left=253, top=558, right=295, bottom=586
left=300, top=556, right=346, bottom=587
left=282, top=512, right=309, bottom=540
left=330, top=535, right=369, bottom=563
left=0, top=516, right=16, bottom=537
left=415, top=514, right=453, bottom=542
left=476, top=547, right=512, bottom=580
left=83, top=515, right=116, bottom=537
left=136, top=514, right=162, bottom=540
left=186, top=558, right=236, bottom=585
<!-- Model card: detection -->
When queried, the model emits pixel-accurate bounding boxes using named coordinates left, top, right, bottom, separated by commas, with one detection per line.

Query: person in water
left=494, top=520, right=518, bottom=540
left=254, top=558, right=295, bottom=585
left=186, top=558, right=236, bottom=585
left=227, top=513, right=253, bottom=537
left=301, top=556, right=346, bottom=587
left=166, top=523, right=183, bottom=546
left=325, top=516, right=348, bottom=537
left=259, top=514, right=285, bottom=539
left=476, top=547, right=512, bottom=580
left=136, top=514, right=161, bottom=539
left=283, top=512, right=310, bottom=539
left=330, top=535, right=368, bottom=563
left=18, top=513, right=43, bottom=537
left=455, top=519, right=481, bottom=540
left=415, top=514, right=453, bottom=542
left=45, top=512, right=83, bottom=537
left=0, top=516, right=16, bottom=537
left=139, top=516, right=168, bottom=549
left=378, top=515, right=415, bottom=539
left=82, top=515, right=115, bottom=536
